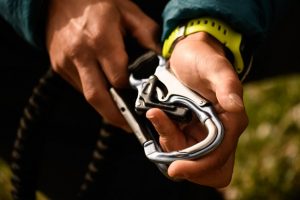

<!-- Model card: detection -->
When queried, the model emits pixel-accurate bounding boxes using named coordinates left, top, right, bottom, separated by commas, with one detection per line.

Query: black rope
left=77, top=123, right=116, bottom=200
left=9, top=68, right=110, bottom=200
left=9, top=51, right=156, bottom=200
left=10, top=68, right=63, bottom=200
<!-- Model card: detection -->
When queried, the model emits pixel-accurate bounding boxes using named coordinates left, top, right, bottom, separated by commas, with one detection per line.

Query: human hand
left=146, top=32, right=248, bottom=187
left=46, top=0, right=160, bottom=131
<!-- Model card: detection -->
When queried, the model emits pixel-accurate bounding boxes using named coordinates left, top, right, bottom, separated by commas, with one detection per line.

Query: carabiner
left=129, top=55, right=224, bottom=164
left=110, top=52, right=224, bottom=176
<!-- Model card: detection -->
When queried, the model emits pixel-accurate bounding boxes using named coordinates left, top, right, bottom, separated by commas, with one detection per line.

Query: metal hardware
left=110, top=53, right=224, bottom=175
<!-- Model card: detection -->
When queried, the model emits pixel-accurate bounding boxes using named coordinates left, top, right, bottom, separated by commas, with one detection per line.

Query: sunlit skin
left=46, top=0, right=160, bottom=131
left=46, top=0, right=248, bottom=188
left=146, top=32, right=248, bottom=187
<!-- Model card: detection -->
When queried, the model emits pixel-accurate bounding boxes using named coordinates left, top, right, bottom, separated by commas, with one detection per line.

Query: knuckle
left=107, top=54, right=128, bottom=88
left=147, top=21, right=159, bottom=34
left=84, top=87, right=100, bottom=105
left=88, top=32, right=105, bottom=50
left=111, top=51, right=128, bottom=69
left=65, top=35, right=84, bottom=59
left=51, top=64, right=61, bottom=73
left=136, top=19, right=158, bottom=36
left=109, top=72, right=127, bottom=88
left=50, top=58, right=67, bottom=74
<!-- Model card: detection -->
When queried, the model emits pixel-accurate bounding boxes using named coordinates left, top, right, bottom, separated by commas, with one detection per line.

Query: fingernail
left=229, top=93, right=244, bottom=108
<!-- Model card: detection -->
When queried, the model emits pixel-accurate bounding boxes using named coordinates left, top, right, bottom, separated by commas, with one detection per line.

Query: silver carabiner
left=110, top=53, right=224, bottom=176
left=129, top=55, right=224, bottom=164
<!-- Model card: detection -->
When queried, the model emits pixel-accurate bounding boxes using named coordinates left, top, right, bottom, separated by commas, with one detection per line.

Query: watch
left=162, top=17, right=253, bottom=79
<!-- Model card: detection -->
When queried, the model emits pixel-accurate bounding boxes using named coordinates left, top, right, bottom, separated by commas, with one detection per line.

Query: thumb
left=215, top=77, right=245, bottom=113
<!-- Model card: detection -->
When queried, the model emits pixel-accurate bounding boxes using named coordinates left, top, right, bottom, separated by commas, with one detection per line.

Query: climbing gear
left=110, top=51, right=224, bottom=176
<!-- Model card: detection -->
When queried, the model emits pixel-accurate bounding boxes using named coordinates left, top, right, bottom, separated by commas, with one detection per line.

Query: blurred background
left=0, top=1, right=299, bottom=199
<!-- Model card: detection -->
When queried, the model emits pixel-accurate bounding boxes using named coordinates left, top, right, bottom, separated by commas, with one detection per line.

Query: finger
left=213, top=69, right=245, bottom=113
left=167, top=111, right=242, bottom=182
left=170, top=33, right=245, bottom=113
left=50, top=55, right=83, bottom=92
left=96, top=29, right=129, bottom=89
left=146, top=108, right=186, bottom=151
left=54, top=66, right=83, bottom=93
left=168, top=129, right=238, bottom=185
left=218, top=107, right=248, bottom=141
left=193, top=52, right=245, bottom=113
left=75, top=57, right=131, bottom=131
left=181, top=119, right=208, bottom=141
left=57, top=69, right=82, bottom=92
left=118, top=0, right=161, bottom=52
left=169, top=152, right=235, bottom=188
left=194, top=41, right=245, bottom=113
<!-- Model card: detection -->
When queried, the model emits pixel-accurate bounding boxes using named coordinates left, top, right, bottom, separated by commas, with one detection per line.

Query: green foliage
left=224, top=74, right=300, bottom=200
left=0, top=159, right=13, bottom=200
left=0, top=159, right=49, bottom=200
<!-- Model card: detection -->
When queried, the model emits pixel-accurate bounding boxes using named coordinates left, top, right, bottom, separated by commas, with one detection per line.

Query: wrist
left=177, top=32, right=227, bottom=57
left=162, top=17, right=253, bottom=81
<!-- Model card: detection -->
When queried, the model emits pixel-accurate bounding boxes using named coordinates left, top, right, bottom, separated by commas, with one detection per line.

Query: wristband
left=162, top=17, right=251, bottom=75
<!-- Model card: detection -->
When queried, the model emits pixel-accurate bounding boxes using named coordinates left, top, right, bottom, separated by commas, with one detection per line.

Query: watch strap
left=162, top=17, right=245, bottom=74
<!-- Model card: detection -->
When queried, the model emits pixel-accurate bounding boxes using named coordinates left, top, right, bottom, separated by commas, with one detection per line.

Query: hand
left=46, top=0, right=160, bottom=131
left=146, top=32, right=248, bottom=187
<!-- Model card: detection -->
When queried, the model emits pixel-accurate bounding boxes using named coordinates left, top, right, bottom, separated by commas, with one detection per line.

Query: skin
left=146, top=32, right=248, bottom=187
left=46, top=0, right=160, bottom=131
left=46, top=0, right=248, bottom=188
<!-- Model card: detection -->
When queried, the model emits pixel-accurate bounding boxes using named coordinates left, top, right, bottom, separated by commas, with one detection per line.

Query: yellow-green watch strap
left=162, top=17, right=244, bottom=74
